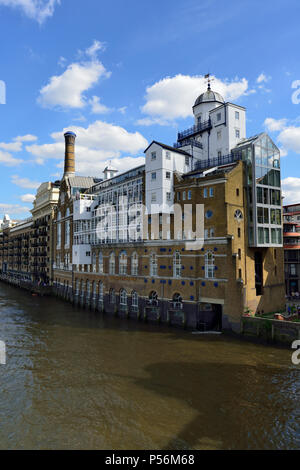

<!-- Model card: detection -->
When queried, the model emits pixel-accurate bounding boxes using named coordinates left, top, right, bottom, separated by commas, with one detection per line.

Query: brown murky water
left=0, top=283, right=299, bottom=450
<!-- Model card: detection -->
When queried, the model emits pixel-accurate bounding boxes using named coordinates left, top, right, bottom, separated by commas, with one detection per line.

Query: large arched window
left=173, top=251, right=181, bottom=278
left=205, top=251, right=215, bottom=279
left=131, top=252, right=138, bottom=276
left=57, top=211, right=61, bottom=248
left=92, top=252, right=97, bottom=272
left=98, top=252, right=103, bottom=273
left=150, top=252, right=157, bottom=277
left=119, top=251, right=127, bottom=275
left=131, top=290, right=138, bottom=308
left=148, top=290, right=158, bottom=305
left=109, top=288, right=115, bottom=304
left=109, top=252, right=115, bottom=274
left=120, top=288, right=127, bottom=305
left=98, top=281, right=103, bottom=301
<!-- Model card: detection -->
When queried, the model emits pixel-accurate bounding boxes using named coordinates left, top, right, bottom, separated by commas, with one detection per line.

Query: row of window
left=85, top=250, right=217, bottom=279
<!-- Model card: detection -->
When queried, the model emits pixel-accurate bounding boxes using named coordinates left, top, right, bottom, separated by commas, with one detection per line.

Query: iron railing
left=178, top=119, right=211, bottom=140
left=192, top=152, right=242, bottom=171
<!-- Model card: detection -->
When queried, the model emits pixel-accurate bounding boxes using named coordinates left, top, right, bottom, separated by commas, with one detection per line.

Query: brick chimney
left=63, top=131, right=76, bottom=178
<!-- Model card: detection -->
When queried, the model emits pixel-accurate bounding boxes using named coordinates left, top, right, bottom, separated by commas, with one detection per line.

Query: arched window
left=99, top=281, right=103, bottom=301
left=75, top=278, right=79, bottom=294
left=109, top=252, right=115, bottom=274
left=173, top=251, right=181, bottom=278
left=80, top=279, right=84, bottom=295
left=98, top=252, right=103, bottom=273
left=150, top=252, right=157, bottom=277
left=57, top=211, right=61, bottom=248
left=148, top=291, right=158, bottom=306
left=120, top=288, right=127, bottom=305
left=92, top=252, right=97, bottom=272
left=131, top=252, right=138, bottom=276
left=172, top=293, right=183, bottom=309
left=92, top=281, right=96, bottom=296
left=205, top=251, right=215, bottom=279
left=86, top=279, right=90, bottom=297
left=131, top=290, right=138, bottom=308
left=109, top=288, right=115, bottom=304
left=119, top=251, right=127, bottom=275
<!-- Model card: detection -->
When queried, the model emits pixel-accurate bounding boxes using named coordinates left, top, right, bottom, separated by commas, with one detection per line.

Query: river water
left=0, top=283, right=299, bottom=450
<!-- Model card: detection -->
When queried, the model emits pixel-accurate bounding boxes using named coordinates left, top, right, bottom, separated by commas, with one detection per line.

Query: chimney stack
left=63, top=131, right=76, bottom=178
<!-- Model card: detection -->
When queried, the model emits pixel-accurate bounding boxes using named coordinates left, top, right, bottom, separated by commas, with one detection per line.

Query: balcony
left=192, top=152, right=242, bottom=172
left=173, top=139, right=203, bottom=150
left=177, top=119, right=211, bottom=141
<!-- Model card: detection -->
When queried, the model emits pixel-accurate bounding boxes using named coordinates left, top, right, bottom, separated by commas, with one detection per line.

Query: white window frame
left=205, top=251, right=215, bottom=279
left=173, top=251, right=181, bottom=278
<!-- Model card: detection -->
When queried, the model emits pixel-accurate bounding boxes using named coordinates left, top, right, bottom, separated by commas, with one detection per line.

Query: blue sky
left=0, top=0, right=300, bottom=218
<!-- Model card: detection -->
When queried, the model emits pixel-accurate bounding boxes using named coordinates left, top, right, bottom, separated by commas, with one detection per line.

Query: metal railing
left=173, top=139, right=203, bottom=150
left=192, top=152, right=242, bottom=171
left=178, top=119, right=211, bottom=140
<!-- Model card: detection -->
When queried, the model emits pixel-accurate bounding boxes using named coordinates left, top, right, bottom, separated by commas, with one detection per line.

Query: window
left=182, top=191, right=186, bottom=201
left=205, top=210, right=213, bottom=219
left=131, top=252, right=138, bottom=275
left=209, top=187, right=214, bottom=197
left=218, top=151, right=222, bottom=158
left=204, top=228, right=209, bottom=239
left=185, top=156, right=189, bottom=166
left=255, top=252, right=263, bottom=295
left=151, top=192, right=157, bottom=202
left=238, top=268, right=242, bottom=279
left=188, top=190, right=192, bottom=200
left=166, top=192, right=171, bottom=201
left=236, top=188, right=240, bottom=197
left=203, top=188, right=208, bottom=198
left=120, top=289, right=127, bottom=306
left=238, top=248, right=241, bottom=260
left=98, top=252, right=103, bottom=273
left=150, top=252, right=157, bottom=277
left=217, top=131, right=221, bottom=140
left=210, top=227, right=215, bottom=238
left=166, top=151, right=171, bottom=160
left=109, top=288, right=116, bottom=304
left=86, top=207, right=91, bottom=212
left=131, top=290, right=138, bottom=308
left=92, top=252, right=97, bottom=272
left=151, top=152, right=156, bottom=160
left=166, top=171, right=171, bottom=179
left=217, top=112, right=221, bottom=121
left=177, top=192, right=181, bottom=201
left=98, top=282, right=103, bottom=302
left=151, top=172, right=156, bottom=180
left=235, top=111, right=240, bottom=120
left=86, top=251, right=90, bottom=257
left=173, top=251, right=181, bottom=278
left=119, top=251, right=127, bottom=275
left=205, top=251, right=215, bottom=279
left=235, top=129, right=240, bottom=138
left=238, top=228, right=241, bottom=238
left=109, top=252, right=115, bottom=274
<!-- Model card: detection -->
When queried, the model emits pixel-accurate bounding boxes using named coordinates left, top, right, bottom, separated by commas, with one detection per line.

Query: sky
left=1, top=0, right=300, bottom=219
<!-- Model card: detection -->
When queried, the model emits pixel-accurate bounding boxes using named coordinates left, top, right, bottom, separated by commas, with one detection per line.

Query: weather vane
left=204, top=73, right=214, bottom=90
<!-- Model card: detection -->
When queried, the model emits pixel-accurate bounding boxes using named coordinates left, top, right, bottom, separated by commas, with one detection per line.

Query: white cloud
left=85, top=40, right=106, bottom=58
left=264, top=117, right=287, bottom=132
left=11, top=174, right=41, bottom=189
left=38, top=60, right=110, bottom=109
left=89, top=95, right=110, bottom=114
left=118, top=106, right=127, bottom=115
left=20, top=193, right=35, bottom=203
left=0, top=141, right=22, bottom=152
left=0, top=150, right=23, bottom=166
left=278, top=126, right=300, bottom=154
left=139, top=74, right=248, bottom=124
left=26, top=120, right=148, bottom=175
left=282, top=177, right=300, bottom=204
left=257, top=73, right=271, bottom=84
left=14, top=134, right=37, bottom=142
left=0, top=0, right=60, bottom=24
left=0, top=203, right=30, bottom=215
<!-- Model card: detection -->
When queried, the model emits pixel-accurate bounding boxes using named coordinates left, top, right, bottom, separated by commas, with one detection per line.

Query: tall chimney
left=63, top=131, right=76, bottom=178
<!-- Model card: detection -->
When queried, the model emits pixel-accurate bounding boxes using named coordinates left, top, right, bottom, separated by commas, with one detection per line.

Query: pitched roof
left=144, top=140, right=191, bottom=156
left=67, top=176, right=100, bottom=188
